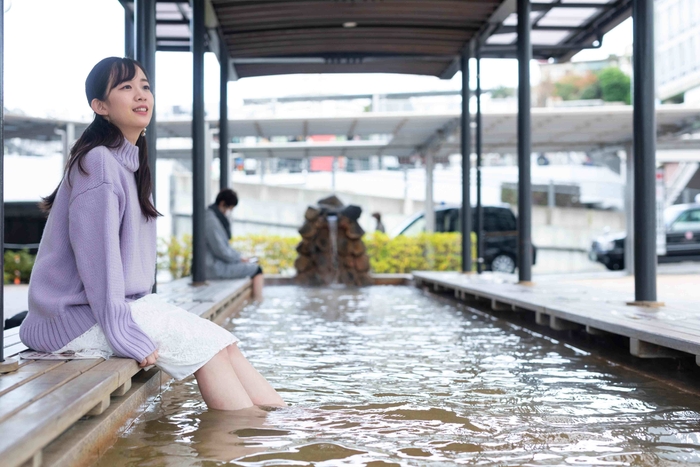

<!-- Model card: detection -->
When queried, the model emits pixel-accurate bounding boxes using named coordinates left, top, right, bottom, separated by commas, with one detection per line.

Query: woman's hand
left=139, top=349, right=159, bottom=368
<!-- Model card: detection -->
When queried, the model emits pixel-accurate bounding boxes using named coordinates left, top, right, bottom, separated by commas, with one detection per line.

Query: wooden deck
left=413, top=271, right=700, bottom=364
left=0, top=277, right=251, bottom=467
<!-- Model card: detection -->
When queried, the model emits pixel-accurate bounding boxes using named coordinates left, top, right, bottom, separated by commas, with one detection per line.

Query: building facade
left=656, top=0, right=700, bottom=103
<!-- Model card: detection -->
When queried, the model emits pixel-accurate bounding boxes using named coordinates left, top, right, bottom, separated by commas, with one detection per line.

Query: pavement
left=2, top=285, right=28, bottom=322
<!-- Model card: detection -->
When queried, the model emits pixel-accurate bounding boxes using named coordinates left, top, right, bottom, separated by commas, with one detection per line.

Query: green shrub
left=232, top=235, right=300, bottom=275
left=158, top=235, right=192, bottom=279
left=159, top=232, right=477, bottom=278
left=365, top=232, right=477, bottom=273
left=4, top=249, right=36, bottom=284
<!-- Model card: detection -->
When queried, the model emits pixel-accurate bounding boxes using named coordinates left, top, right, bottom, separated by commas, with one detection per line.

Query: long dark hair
left=41, top=57, right=161, bottom=219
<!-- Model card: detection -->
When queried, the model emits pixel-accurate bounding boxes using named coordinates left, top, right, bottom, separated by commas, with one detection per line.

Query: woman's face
left=92, top=66, right=153, bottom=143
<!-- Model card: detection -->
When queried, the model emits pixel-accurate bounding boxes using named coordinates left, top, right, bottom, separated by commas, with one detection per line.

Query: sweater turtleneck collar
left=111, top=139, right=140, bottom=173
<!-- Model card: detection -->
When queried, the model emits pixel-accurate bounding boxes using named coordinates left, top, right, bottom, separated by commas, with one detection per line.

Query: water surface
left=98, top=286, right=700, bottom=466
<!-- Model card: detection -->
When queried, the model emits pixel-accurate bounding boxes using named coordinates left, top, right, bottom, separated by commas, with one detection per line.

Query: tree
left=598, top=67, right=631, bottom=104
left=553, top=71, right=599, bottom=101
left=490, top=86, right=515, bottom=99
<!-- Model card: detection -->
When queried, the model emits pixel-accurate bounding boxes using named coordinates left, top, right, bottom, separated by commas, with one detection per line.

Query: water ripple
left=98, top=286, right=700, bottom=466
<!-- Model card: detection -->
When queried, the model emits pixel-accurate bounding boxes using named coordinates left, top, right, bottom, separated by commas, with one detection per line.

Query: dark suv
left=393, top=204, right=537, bottom=273
left=5, top=201, right=46, bottom=253
left=590, top=203, right=700, bottom=270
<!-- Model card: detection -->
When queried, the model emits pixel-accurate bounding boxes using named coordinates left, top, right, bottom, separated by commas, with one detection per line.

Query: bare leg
left=194, top=348, right=254, bottom=411
left=226, top=344, right=286, bottom=407
left=252, top=274, right=264, bottom=302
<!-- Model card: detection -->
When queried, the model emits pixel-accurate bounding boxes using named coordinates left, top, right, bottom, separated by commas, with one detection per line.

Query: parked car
left=392, top=204, right=537, bottom=273
left=590, top=203, right=700, bottom=270
left=4, top=201, right=46, bottom=253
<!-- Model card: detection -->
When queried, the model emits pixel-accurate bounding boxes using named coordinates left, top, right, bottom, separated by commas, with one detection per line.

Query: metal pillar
left=332, top=156, right=337, bottom=193
left=632, top=0, right=658, bottom=303
left=425, top=151, right=435, bottom=233
left=624, top=145, right=634, bottom=276
left=125, top=7, right=134, bottom=58
left=192, top=0, right=207, bottom=284
left=460, top=49, right=472, bottom=272
left=1, top=0, right=5, bottom=363
left=0, top=0, right=17, bottom=372
left=134, top=0, right=157, bottom=202
left=219, top=39, right=230, bottom=190
left=475, top=50, right=484, bottom=274
left=517, top=0, right=533, bottom=283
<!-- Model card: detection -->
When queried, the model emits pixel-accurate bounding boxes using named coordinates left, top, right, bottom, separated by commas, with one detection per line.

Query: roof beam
left=440, top=0, right=514, bottom=79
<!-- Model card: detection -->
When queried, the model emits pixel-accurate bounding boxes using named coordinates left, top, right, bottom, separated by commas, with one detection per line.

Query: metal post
left=332, top=156, right=337, bottom=192
left=547, top=180, right=555, bottom=209
left=517, top=0, right=533, bottom=283
left=460, top=49, right=472, bottom=272
left=135, top=0, right=157, bottom=203
left=632, top=0, right=658, bottom=304
left=475, top=50, right=484, bottom=274
left=624, top=145, right=634, bottom=276
left=219, top=39, right=230, bottom=190
left=0, top=0, right=18, bottom=372
left=192, top=0, right=207, bottom=284
left=125, top=6, right=134, bottom=58
left=1, top=0, right=5, bottom=363
left=425, top=151, right=435, bottom=233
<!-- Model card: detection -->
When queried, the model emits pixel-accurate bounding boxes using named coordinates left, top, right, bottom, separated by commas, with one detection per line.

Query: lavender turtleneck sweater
left=20, top=140, right=157, bottom=362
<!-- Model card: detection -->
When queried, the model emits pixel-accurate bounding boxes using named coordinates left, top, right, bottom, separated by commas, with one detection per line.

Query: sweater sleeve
left=68, top=183, right=157, bottom=362
left=205, top=214, right=241, bottom=263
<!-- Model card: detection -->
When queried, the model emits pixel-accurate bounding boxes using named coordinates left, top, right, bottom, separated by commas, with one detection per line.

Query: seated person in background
left=206, top=189, right=264, bottom=301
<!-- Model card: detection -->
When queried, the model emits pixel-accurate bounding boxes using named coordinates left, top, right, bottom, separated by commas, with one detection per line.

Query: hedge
left=9, top=232, right=478, bottom=283
left=4, top=250, right=35, bottom=284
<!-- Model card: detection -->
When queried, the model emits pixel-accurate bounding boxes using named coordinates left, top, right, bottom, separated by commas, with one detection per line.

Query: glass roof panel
left=155, top=3, right=179, bottom=13
left=503, top=12, right=541, bottom=26
left=157, top=24, right=190, bottom=38
left=537, top=7, right=600, bottom=27
left=561, top=0, right=613, bottom=3
left=486, top=33, right=517, bottom=45
left=530, top=30, right=572, bottom=45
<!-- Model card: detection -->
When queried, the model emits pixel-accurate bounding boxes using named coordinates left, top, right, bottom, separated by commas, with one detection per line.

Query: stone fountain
left=294, top=195, right=372, bottom=286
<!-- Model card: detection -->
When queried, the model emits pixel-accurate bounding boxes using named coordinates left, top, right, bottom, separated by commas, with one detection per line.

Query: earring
left=141, top=128, right=147, bottom=137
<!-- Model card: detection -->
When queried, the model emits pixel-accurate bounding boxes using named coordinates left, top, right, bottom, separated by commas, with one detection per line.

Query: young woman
left=19, top=57, right=285, bottom=411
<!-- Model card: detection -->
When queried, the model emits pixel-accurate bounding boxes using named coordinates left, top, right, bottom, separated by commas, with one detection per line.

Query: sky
left=3, top=0, right=634, bottom=121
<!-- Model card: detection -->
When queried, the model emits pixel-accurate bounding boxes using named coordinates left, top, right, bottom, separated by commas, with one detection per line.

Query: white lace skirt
left=56, top=294, right=238, bottom=380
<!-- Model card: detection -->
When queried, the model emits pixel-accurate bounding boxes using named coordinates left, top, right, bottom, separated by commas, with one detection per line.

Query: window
left=402, top=216, right=426, bottom=236
left=670, top=209, right=700, bottom=232
left=482, top=208, right=517, bottom=232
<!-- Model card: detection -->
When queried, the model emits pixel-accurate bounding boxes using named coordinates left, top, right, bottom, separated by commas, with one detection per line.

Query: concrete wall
left=171, top=172, right=626, bottom=252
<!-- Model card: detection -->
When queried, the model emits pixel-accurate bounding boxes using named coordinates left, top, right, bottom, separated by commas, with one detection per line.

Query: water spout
left=328, top=215, right=339, bottom=283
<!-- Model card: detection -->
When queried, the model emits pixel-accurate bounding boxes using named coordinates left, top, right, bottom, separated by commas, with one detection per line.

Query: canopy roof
left=8, top=106, right=700, bottom=157
left=119, top=0, right=632, bottom=79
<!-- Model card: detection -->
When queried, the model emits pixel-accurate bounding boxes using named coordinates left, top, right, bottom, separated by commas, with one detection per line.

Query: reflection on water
left=98, top=286, right=700, bottom=465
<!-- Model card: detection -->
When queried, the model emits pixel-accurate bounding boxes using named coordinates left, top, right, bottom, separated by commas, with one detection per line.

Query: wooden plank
left=491, top=299, right=511, bottom=311
left=0, top=370, right=121, bottom=467
left=0, top=361, right=66, bottom=397
left=41, top=369, right=162, bottom=467
left=630, top=339, right=687, bottom=358
left=86, top=359, right=141, bottom=391
left=414, top=271, right=700, bottom=357
left=5, top=342, right=29, bottom=357
left=189, top=301, right=219, bottom=318
left=0, top=359, right=103, bottom=424
left=550, top=316, right=581, bottom=331
left=4, top=332, right=22, bottom=348
left=212, top=289, right=252, bottom=326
